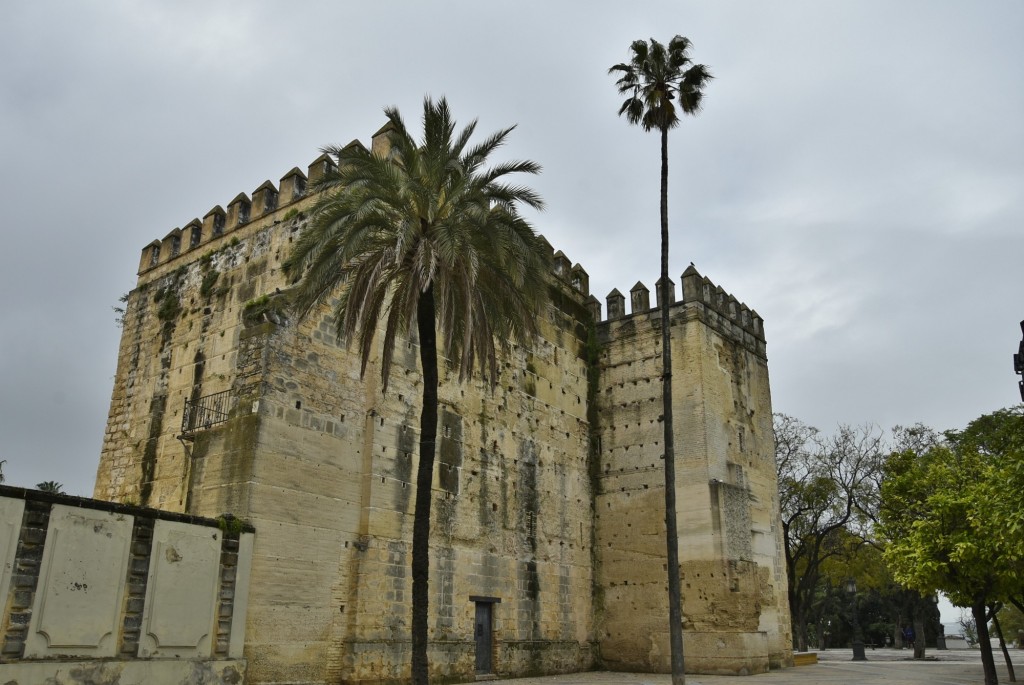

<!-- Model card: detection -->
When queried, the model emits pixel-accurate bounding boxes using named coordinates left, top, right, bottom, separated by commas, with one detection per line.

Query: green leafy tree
left=36, top=481, right=64, bottom=494
left=830, top=543, right=942, bottom=654
left=810, top=534, right=886, bottom=649
left=774, top=413, right=885, bottom=651
left=993, top=603, right=1024, bottom=645
left=284, top=97, right=548, bottom=685
left=609, top=37, right=711, bottom=684
left=880, top=407, right=1024, bottom=684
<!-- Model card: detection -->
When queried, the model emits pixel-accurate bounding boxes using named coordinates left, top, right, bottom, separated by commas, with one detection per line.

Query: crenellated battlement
left=137, top=160, right=316, bottom=275
left=131, top=119, right=765, bottom=362
left=135, top=128, right=385, bottom=276
left=134, top=124, right=593, bottom=305
left=589, top=264, right=765, bottom=344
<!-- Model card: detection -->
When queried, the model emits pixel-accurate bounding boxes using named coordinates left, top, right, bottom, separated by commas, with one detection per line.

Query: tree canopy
left=609, top=35, right=712, bottom=134
left=286, top=97, right=548, bottom=391
left=776, top=406, right=1024, bottom=681
left=880, top=407, right=1024, bottom=607
left=774, top=414, right=886, bottom=651
left=879, top=406, right=1024, bottom=684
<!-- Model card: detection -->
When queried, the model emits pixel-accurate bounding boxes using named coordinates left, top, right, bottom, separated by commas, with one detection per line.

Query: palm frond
left=286, top=97, right=549, bottom=390
left=609, top=35, right=712, bottom=133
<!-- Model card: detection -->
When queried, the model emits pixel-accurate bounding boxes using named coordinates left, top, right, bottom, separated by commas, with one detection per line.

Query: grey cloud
left=0, top=0, right=1020, bottom=495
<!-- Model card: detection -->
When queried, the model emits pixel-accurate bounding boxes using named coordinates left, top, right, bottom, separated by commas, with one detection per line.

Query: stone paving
left=481, top=648, right=1024, bottom=685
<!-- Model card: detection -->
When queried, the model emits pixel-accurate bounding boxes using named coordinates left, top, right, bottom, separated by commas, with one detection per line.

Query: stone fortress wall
left=94, top=122, right=791, bottom=684
left=595, top=273, right=789, bottom=674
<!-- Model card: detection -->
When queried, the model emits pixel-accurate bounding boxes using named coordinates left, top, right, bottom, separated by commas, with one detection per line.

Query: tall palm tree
left=36, top=480, right=64, bottom=494
left=610, top=36, right=711, bottom=685
left=284, top=97, right=549, bottom=685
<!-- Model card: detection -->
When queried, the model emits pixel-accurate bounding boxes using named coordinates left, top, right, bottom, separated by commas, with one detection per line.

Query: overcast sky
left=1, top=0, right=1021, bottom=548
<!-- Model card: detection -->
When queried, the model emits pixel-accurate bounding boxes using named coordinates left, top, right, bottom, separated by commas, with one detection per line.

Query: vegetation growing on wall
left=523, top=360, right=537, bottom=397
left=113, top=292, right=129, bottom=328
left=242, top=294, right=290, bottom=326
left=217, top=513, right=246, bottom=536
left=156, top=290, right=182, bottom=322
left=200, top=269, right=220, bottom=298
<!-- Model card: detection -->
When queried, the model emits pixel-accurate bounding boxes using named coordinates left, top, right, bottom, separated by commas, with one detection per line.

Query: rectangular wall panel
left=139, top=520, right=221, bottom=658
left=23, top=505, right=133, bottom=658
left=0, top=497, right=26, bottom=614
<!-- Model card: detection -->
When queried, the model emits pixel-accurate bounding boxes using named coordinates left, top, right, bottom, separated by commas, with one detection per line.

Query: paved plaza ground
left=484, top=647, right=1024, bottom=685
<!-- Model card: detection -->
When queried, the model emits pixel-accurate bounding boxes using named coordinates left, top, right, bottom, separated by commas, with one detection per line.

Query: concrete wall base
left=0, top=659, right=245, bottom=685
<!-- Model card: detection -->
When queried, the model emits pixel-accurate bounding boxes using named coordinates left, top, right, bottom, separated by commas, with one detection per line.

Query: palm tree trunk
left=412, top=285, right=438, bottom=685
left=660, top=125, right=686, bottom=685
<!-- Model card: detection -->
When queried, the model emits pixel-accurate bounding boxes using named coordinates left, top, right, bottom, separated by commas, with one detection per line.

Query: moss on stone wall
left=217, top=413, right=260, bottom=515
left=200, top=269, right=220, bottom=298
left=140, top=394, right=166, bottom=506
left=242, top=293, right=290, bottom=327
left=155, top=290, right=182, bottom=322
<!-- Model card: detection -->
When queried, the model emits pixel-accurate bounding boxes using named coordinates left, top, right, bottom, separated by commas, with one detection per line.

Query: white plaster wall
left=23, top=505, right=133, bottom=659
left=0, top=497, right=25, bottom=612
left=139, top=520, right=222, bottom=658
left=3, top=496, right=253, bottom=675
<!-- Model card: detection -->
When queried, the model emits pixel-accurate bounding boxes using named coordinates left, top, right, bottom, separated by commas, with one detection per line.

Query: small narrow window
left=190, top=226, right=202, bottom=248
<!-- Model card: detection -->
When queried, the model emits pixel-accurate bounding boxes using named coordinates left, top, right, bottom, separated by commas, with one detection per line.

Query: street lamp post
left=846, top=579, right=867, bottom=661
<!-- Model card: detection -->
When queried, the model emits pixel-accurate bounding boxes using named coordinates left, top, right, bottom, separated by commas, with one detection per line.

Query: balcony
left=181, top=389, right=233, bottom=435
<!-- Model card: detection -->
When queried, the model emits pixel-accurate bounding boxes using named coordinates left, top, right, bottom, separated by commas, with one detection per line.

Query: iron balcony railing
left=182, top=389, right=233, bottom=434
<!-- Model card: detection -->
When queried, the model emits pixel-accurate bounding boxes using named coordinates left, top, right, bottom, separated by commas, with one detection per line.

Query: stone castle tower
left=95, top=124, right=791, bottom=684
